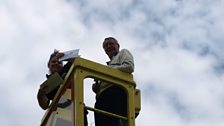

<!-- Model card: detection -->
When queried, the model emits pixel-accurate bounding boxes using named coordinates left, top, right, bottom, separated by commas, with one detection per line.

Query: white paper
left=59, top=49, right=80, bottom=61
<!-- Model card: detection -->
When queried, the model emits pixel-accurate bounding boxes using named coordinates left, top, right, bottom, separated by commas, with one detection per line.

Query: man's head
left=48, top=52, right=63, bottom=73
left=103, top=37, right=120, bottom=59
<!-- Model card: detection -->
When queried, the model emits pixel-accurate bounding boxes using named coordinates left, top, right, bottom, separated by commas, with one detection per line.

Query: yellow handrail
left=40, top=57, right=140, bottom=126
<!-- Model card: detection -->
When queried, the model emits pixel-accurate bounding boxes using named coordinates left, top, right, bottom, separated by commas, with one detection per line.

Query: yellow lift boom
left=40, top=57, right=141, bottom=126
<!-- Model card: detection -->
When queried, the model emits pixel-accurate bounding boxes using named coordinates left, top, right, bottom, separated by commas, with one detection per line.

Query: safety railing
left=40, top=57, right=140, bottom=126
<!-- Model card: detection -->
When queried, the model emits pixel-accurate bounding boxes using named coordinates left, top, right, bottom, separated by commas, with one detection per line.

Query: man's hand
left=55, top=52, right=64, bottom=59
left=92, top=81, right=100, bottom=93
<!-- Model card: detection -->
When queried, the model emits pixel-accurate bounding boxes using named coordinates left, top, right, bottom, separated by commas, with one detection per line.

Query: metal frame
left=40, top=57, right=137, bottom=126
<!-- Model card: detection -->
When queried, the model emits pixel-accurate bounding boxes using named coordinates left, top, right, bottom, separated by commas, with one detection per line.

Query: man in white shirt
left=92, top=37, right=134, bottom=126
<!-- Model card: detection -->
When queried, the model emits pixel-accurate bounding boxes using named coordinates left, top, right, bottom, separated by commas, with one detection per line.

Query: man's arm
left=37, top=87, right=50, bottom=110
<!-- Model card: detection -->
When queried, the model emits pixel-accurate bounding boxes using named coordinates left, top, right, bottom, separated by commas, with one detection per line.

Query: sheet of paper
left=58, top=49, right=79, bottom=61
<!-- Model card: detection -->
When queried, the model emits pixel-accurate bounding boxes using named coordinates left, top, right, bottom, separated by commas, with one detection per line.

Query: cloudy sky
left=1, top=0, right=224, bottom=126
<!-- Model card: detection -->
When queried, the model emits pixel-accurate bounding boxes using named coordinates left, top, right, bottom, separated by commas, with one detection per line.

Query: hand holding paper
left=58, top=49, right=80, bottom=61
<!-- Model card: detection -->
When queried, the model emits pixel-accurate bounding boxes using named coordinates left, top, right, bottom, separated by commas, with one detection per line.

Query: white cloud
left=1, top=0, right=224, bottom=126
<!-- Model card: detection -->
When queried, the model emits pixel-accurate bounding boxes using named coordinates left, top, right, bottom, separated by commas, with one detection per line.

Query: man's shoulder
left=119, top=49, right=132, bottom=55
left=120, top=48, right=130, bottom=52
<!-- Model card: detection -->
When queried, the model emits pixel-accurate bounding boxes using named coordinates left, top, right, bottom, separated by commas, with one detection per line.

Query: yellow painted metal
left=73, top=68, right=85, bottom=126
left=134, top=89, right=141, bottom=116
left=40, top=57, right=141, bottom=126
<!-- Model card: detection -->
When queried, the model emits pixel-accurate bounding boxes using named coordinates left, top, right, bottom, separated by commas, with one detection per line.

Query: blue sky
left=0, top=0, right=224, bottom=126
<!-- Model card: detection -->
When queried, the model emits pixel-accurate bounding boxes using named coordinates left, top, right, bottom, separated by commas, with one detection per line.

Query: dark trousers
left=94, top=86, right=127, bottom=126
left=84, top=108, right=88, bottom=126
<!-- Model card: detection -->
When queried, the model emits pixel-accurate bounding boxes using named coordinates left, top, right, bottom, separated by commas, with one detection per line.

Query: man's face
left=103, top=39, right=119, bottom=59
left=48, top=57, right=63, bottom=73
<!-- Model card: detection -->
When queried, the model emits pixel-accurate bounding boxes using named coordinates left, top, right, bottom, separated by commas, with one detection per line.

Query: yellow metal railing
left=40, top=57, right=140, bottom=126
